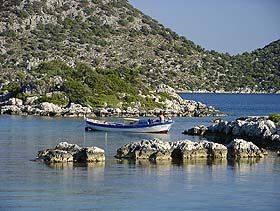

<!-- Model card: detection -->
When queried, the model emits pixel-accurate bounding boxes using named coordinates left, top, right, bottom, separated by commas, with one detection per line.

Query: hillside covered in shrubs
left=0, top=0, right=279, bottom=109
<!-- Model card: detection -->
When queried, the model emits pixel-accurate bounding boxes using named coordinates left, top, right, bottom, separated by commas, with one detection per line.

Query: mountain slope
left=0, top=0, right=279, bottom=102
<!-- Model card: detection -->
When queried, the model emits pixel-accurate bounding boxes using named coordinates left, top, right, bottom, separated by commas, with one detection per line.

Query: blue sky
left=128, top=0, right=280, bottom=55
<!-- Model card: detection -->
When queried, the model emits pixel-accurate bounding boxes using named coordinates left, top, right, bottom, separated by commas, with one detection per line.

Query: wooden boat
left=85, top=118, right=173, bottom=133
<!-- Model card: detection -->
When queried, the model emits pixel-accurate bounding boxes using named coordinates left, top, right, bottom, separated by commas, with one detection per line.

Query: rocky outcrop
left=206, top=117, right=277, bottom=139
left=184, top=117, right=280, bottom=149
left=227, top=139, right=264, bottom=158
left=115, top=139, right=228, bottom=161
left=115, top=139, right=172, bottom=161
left=115, top=138, right=267, bottom=162
left=37, top=142, right=105, bottom=163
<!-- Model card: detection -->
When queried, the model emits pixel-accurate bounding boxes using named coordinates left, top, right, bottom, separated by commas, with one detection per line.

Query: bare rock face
left=227, top=139, right=264, bottom=158
left=37, top=142, right=105, bottom=163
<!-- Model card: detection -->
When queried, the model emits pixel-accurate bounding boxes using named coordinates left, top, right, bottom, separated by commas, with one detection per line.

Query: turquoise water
left=0, top=94, right=280, bottom=210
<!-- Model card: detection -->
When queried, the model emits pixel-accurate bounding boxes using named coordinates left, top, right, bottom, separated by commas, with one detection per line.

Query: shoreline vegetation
left=0, top=85, right=223, bottom=118
left=0, top=61, right=222, bottom=118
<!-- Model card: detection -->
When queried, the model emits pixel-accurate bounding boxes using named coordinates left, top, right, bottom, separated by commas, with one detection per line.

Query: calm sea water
left=180, top=93, right=280, bottom=117
left=0, top=94, right=280, bottom=210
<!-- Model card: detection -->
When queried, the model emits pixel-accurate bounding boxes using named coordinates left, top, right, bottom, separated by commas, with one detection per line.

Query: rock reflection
left=179, top=158, right=227, bottom=166
left=117, top=158, right=228, bottom=168
left=47, top=162, right=105, bottom=170
left=227, top=157, right=262, bottom=173
left=116, top=157, right=264, bottom=172
left=137, top=160, right=173, bottom=168
left=48, top=162, right=74, bottom=169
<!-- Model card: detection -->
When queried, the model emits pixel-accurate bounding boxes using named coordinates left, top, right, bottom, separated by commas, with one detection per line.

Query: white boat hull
left=85, top=119, right=173, bottom=133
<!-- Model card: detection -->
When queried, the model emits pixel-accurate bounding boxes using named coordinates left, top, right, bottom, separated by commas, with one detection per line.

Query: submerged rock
left=37, top=142, right=105, bottom=163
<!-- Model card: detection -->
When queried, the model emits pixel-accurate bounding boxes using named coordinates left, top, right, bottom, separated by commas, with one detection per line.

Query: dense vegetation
left=0, top=0, right=279, bottom=108
left=1, top=60, right=168, bottom=108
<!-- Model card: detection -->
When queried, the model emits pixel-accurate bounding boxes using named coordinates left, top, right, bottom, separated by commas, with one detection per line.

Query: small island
left=0, top=62, right=221, bottom=117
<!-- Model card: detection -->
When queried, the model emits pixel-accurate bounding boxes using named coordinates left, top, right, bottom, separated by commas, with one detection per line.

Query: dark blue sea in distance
left=180, top=93, right=280, bottom=117
left=0, top=94, right=280, bottom=210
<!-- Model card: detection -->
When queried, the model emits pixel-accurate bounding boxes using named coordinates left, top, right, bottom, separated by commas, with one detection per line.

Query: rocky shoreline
left=0, top=85, right=222, bottom=118
left=183, top=116, right=280, bottom=150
